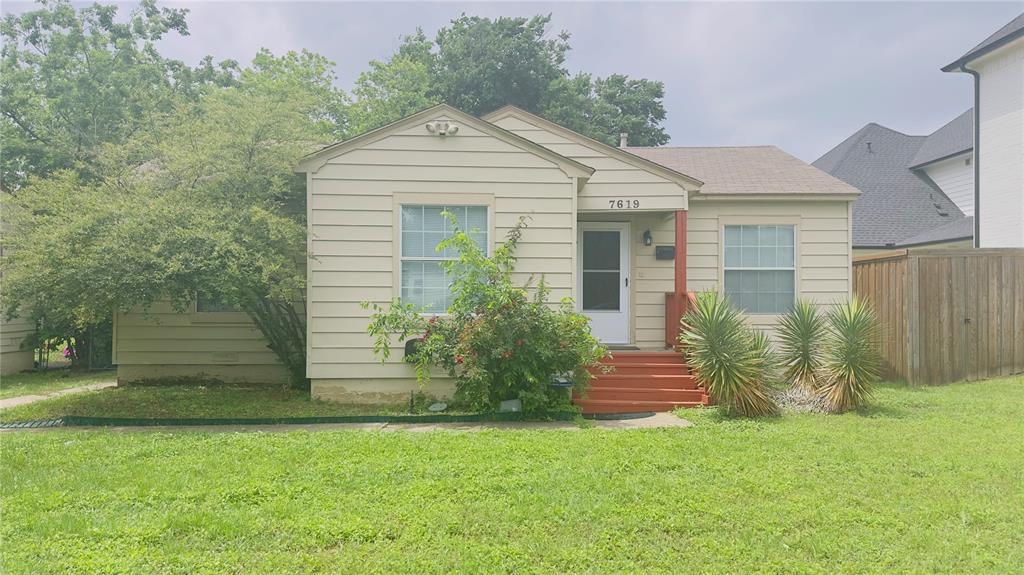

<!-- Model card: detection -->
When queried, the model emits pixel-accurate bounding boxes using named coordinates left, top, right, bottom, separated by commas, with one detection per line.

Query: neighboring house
left=1, top=224, right=36, bottom=375
left=0, top=311, right=35, bottom=375
left=114, top=104, right=860, bottom=402
left=943, top=12, right=1024, bottom=248
left=813, top=113, right=974, bottom=254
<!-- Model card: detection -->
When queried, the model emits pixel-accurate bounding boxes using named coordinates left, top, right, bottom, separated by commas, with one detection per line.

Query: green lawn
left=0, top=369, right=115, bottom=400
left=2, top=376, right=1023, bottom=574
left=0, top=384, right=425, bottom=423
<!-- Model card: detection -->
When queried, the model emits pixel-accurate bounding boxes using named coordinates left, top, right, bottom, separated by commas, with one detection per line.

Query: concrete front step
left=580, top=387, right=706, bottom=402
left=575, top=398, right=706, bottom=414
left=588, top=374, right=699, bottom=389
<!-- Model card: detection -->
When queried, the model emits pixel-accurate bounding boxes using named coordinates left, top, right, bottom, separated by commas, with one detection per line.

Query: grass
left=0, top=384, right=430, bottom=423
left=0, top=369, right=115, bottom=400
left=1, top=376, right=1023, bottom=574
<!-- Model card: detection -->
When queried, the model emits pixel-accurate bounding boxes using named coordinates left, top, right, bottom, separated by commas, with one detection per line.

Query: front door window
left=578, top=222, right=630, bottom=344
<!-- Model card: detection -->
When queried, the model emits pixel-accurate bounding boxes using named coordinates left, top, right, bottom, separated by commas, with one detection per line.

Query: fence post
left=906, top=254, right=920, bottom=385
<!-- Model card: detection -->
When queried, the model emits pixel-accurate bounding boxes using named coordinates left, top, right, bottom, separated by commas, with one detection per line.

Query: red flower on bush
left=501, top=350, right=512, bottom=359
left=455, top=354, right=464, bottom=364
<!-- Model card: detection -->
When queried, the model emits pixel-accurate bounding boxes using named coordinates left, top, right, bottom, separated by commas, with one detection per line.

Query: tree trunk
left=245, top=295, right=308, bottom=390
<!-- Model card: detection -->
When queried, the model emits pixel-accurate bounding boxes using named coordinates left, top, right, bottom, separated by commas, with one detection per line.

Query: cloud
left=3, top=1, right=1017, bottom=161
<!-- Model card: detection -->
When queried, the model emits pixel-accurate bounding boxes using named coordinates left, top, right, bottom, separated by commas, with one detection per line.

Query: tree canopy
left=2, top=45, right=343, bottom=386
left=1, top=2, right=674, bottom=383
left=0, top=0, right=239, bottom=191
left=347, top=14, right=671, bottom=146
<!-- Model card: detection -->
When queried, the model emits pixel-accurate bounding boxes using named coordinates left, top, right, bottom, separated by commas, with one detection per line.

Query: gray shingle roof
left=908, top=109, right=973, bottom=168
left=898, top=216, right=974, bottom=247
left=943, top=12, right=1024, bottom=71
left=624, top=146, right=861, bottom=196
left=812, top=123, right=967, bottom=248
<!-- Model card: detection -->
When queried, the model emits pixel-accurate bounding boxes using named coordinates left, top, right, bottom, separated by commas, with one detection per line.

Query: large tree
left=0, top=0, right=238, bottom=191
left=2, top=49, right=343, bottom=387
left=347, top=14, right=671, bottom=146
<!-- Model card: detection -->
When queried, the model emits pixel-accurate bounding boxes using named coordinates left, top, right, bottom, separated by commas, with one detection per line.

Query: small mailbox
left=655, top=245, right=676, bottom=260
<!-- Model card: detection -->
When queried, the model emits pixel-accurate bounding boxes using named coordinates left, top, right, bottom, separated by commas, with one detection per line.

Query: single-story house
left=113, top=104, right=860, bottom=404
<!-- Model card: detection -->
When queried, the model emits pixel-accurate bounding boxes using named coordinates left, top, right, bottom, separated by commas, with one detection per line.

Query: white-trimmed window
left=400, top=205, right=488, bottom=311
left=723, top=224, right=795, bottom=314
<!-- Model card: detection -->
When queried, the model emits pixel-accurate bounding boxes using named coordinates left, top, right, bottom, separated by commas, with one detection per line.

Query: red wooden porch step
left=574, top=351, right=708, bottom=414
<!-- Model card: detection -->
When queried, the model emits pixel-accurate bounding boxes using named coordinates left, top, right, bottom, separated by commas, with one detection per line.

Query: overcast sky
left=6, top=1, right=1022, bottom=161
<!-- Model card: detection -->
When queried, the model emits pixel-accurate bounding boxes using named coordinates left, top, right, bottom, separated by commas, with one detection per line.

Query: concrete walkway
left=3, top=412, right=692, bottom=433
left=0, top=381, right=116, bottom=410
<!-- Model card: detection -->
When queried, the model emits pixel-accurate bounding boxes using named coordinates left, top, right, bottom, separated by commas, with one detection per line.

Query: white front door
left=578, top=222, right=630, bottom=344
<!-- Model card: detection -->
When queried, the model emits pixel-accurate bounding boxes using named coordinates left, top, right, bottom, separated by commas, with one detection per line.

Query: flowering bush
left=364, top=215, right=607, bottom=414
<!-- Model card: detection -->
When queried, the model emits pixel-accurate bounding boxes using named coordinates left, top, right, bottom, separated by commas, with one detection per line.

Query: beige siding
left=687, top=198, right=853, bottom=335
left=490, top=116, right=689, bottom=210
left=578, top=198, right=852, bottom=348
left=1, top=219, right=37, bottom=373
left=307, top=114, right=577, bottom=397
left=114, top=301, right=288, bottom=384
left=1, top=311, right=35, bottom=374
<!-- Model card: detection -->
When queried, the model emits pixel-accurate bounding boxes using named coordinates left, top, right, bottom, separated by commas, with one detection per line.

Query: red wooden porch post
left=674, top=209, right=688, bottom=340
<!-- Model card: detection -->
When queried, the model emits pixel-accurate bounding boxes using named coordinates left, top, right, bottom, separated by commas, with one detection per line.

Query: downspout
left=960, top=62, right=981, bottom=248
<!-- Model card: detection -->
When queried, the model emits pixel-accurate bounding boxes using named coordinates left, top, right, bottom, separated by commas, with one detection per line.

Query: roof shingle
left=908, top=109, right=973, bottom=168
left=624, top=146, right=860, bottom=196
left=812, top=123, right=967, bottom=248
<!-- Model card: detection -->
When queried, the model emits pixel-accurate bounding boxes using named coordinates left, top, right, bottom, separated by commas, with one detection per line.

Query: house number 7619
left=608, top=199, right=640, bottom=209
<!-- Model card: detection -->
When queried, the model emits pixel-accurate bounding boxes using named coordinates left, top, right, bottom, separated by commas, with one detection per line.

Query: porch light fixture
left=425, top=121, right=459, bottom=136
left=642, top=230, right=653, bottom=246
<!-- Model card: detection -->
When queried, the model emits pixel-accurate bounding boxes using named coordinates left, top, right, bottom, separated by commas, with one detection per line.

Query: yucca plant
left=776, top=300, right=827, bottom=392
left=751, top=329, right=781, bottom=389
left=679, top=291, right=777, bottom=417
left=818, top=298, right=881, bottom=413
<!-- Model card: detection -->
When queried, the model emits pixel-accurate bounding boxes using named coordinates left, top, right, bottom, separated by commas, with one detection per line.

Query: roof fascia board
left=942, top=26, right=1024, bottom=71
left=482, top=105, right=703, bottom=190
left=908, top=147, right=973, bottom=170
left=689, top=192, right=860, bottom=202
left=297, top=104, right=595, bottom=180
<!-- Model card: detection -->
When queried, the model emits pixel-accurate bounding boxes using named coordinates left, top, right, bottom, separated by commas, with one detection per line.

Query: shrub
left=679, top=291, right=777, bottom=417
left=364, top=215, right=606, bottom=414
left=776, top=300, right=827, bottom=392
left=818, top=298, right=881, bottom=413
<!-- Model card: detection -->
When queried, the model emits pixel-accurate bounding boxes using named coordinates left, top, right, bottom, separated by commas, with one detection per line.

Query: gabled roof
left=296, top=104, right=595, bottom=179
left=942, top=12, right=1024, bottom=71
left=908, top=109, right=973, bottom=169
left=812, top=123, right=967, bottom=248
left=481, top=105, right=703, bottom=190
left=626, top=146, right=861, bottom=196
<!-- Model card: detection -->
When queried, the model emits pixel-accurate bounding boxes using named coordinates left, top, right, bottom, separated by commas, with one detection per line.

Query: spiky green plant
left=751, top=329, right=781, bottom=389
left=777, top=300, right=827, bottom=392
left=679, top=291, right=777, bottom=417
left=818, top=298, right=881, bottom=413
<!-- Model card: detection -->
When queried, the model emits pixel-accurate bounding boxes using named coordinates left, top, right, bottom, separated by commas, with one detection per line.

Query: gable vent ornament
left=425, top=121, right=459, bottom=136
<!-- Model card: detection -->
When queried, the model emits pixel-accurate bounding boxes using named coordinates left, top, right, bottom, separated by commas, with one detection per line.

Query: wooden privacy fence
left=853, top=249, right=1024, bottom=385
